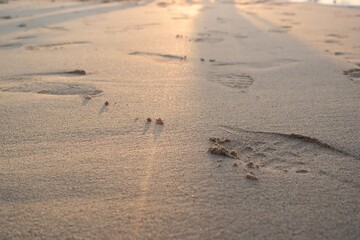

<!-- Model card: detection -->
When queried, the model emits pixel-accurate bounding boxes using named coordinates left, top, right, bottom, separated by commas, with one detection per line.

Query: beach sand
left=1, top=0, right=360, bottom=239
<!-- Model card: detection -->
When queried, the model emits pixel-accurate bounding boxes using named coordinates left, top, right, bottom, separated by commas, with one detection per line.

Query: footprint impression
left=208, top=126, right=360, bottom=187
left=0, top=70, right=102, bottom=96
left=209, top=73, right=254, bottom=91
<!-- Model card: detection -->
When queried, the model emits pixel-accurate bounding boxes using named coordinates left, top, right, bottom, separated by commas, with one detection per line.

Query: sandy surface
left=1, top=0, right=360, bottom=239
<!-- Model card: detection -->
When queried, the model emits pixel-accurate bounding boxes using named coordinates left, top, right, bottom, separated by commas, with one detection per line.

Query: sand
left=1, top=0, right=360, bottom=239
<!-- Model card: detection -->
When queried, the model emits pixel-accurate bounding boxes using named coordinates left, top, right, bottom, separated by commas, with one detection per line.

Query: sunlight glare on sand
left=174, top=1, right=202, bottom=18
left=280, top=0, right=360, bottom=6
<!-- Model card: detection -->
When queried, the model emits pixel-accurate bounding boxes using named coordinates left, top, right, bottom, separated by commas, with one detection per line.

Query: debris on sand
left=246, top=161, right=259, bottom=168
left=296, top=169, right=309, bottom=174
left=104, top=101, right=109, bottom=106
left=208, top=145, right=238, bottom=159
left=18, top=23, right=26, bottom=28
left=147, top=118, right=152, bottom=123
left=66, top=69, right=86, bottom=75
left=0, top=15, right=12, bottom=19
left=84, top=95, right=92, bottom=100
left=209, top=145, right=228, bottom=156
left=209, top=59, right=216, bottom=62
left=233, top=163, right=239, bottom=167
left=246, top=172, right=258, bottom=181
left=156, top=118, right=164, bottom=125
left=210, top=137, right=230, bottom=144
left=343, top=68, right=360, bottom=78
left=230, top=150, right=237, bottom=158
left=246, top=162, right=254, bottom=168
left=200, top=58, right=205, bottom=62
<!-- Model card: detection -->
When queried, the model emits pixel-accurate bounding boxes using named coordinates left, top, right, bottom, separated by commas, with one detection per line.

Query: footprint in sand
left=1, top=82, right=102, bottom=96
left=281, top=12, right=296, bottom=16
left=209, top=73, right=254, bottom=91
left=0, top=15, right=12, bottom=19
left=324, top=39, right=341, bottom=44
left=42, top=26, right=69, bottom=32
left=280, top=19, right=301, bottom=26
left=157, top=1, right=172, bottom=7
left=334, top=52, right=346, bottom=56
left=206, top=30, right=229, bottom=35
left=189, top=37, right=224, bottom=44
left=234, top=33, right=249, bottom=40
left=1, top=72, right=102, bottom=96
left=343, top=68, right=360, bottom=83
left=26, top=41, right=90, bottom=50
left=212, top=126, right=360, bottom=188
left=212, top=58, right=298, bottom=70
left=216, top=17, right=230, bottom=24
left=112, top=23, right=160, bottom=33
left=280, top=18, right=292, bottom=22
left=0, top=42, right=23, bottom=50
left=172, top=15, right=189, bottom=20
left=268, top=28, right=290, bottom=34
left=129, top=51, right=186, bottom=62
left=326, top=33, right=347, bottom=39
left=15, top=35, right=36, bottom=40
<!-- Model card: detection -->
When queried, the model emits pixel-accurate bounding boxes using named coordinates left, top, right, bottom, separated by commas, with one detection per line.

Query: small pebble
left=104, top=101, right=109, bottom=106
left=209, top=59, right=216, bottom=62
left=209, top=137, right=230, bottom=144
left=156, top=118, right=164, bottom=125
left=147, top=118, right=152, bottom=123
left=200, top=58, right=205, bottom=62
left=246, top=172, right=258, bottom=181
left=246, top=162, right=255, bottom=168
left=84, top=95, right=92, bottom=100
left=233, top=163, right=238, bottom=167
left=18, top=23, right=26, bottom=27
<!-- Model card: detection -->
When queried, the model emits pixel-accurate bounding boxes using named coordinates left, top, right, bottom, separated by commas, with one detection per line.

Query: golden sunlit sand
left=0, top=0, right=360, bottom=239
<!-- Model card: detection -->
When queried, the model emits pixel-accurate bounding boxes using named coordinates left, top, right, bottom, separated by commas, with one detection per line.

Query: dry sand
left=1, top=0, right=360, bottom=239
